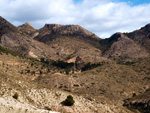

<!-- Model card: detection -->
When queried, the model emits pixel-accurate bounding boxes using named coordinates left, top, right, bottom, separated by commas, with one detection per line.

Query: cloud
left=0, top=0, right=150, bottom=38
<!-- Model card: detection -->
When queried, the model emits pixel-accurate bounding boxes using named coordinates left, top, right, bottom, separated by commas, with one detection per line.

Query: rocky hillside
left=18, top=22, right=38, bottom=37
left=100, top=33, right=149, bottom=62
left=35, top=24, right=100, bottom=43
left=0, top=51, right=133, bottom=113
left=34, top=24, right=103, bottom=62
left=0, top=16, right=17, bottom=36
left=123, top=88, right=150, bottom=113
left=0, top=16, right=103, bottom=63
left=99, top=24, right=150, bottom=62
left=125, top=24, right=150, bottom=52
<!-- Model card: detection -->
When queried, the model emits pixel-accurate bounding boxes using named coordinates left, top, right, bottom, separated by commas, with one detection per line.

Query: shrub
left=64, top=95, right=75, bottom=106
left=31, top=71, right=35, bottom=75
left=40, top=57, right=45, bottom=62
left=65, top=69, right=70, bottom=75
left=81, top=62, right=102, bottom=71
left=13, top=92, right=19, bottom=100
left=40, top=70, right=43, bottom=74
left=44, top=106, right=51, bottom=111
left=132, top=93, right=136, bottom=97
left=27, top=70, right=30, bottom=73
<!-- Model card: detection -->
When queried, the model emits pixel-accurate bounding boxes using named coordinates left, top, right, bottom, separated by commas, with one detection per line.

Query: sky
left=0, top=0, right=150, bottom=38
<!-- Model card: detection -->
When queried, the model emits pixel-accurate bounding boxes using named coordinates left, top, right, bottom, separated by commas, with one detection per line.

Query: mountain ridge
left=1, top=16, right=150, bottom=63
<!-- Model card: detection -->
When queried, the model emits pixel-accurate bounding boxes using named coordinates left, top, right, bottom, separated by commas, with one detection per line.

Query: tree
left=64, top=95, right=75, bottom=106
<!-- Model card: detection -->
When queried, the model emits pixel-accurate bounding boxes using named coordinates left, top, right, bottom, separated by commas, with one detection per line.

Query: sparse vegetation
left=0, top=46, right=20, bottom=57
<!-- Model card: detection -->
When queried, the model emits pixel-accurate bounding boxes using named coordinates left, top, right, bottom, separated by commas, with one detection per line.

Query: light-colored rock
left=0, top=97, right=59, bottom=113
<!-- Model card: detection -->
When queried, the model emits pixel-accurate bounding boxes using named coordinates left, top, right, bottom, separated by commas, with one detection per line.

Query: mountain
left=0, top=17, right=103, bottom=63
left=1, top=16, right=150, bottom=113
left=1, top=16, right=150, bottom=63
left=35, top=24, right=100, bottom=42
left=34, top=24, right=103, bottom=62
left=99, top=33, right=149, bottom=62
left=0, top=17, right=57, bottom=58
left=125, top=24, right=150, bottom=52
left=99, top=24, right=150, bottom=62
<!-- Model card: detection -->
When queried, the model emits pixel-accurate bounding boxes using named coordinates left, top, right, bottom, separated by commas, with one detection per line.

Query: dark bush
left=64, top=95, right=75, bottom=106
left=52, top=60, right=74, bottom=69
left=132, top=93, right=136, bottom=97
left=81, top=62, right=102, bottom=71
left=44, top=106, right=51, bottom=111
left=13, top=92, right=19, bottom=100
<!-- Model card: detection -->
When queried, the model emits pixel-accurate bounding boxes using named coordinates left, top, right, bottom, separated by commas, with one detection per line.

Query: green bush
left=13, top=92, right=19, bottom=100
left=64, top=95, right=75, bottom=106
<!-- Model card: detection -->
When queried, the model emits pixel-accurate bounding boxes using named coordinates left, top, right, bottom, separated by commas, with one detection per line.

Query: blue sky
left=114, top=0, right=150, bottom=5
left=74, top=0, right=150, bottom=5
left=74, top=0, right=83, bottom=3
left=0, top=0, right=150, bottom=38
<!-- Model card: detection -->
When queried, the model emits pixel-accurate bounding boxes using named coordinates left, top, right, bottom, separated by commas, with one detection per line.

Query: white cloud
left=0, top=0, right=150, bottom=38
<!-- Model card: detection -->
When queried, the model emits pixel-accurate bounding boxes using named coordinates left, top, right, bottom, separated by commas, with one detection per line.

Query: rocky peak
left=19, top=22, right=35, bottom=30
left=17, top=22, right=36, bottom=36
left=24, top=22, right=34, bottom=28
left=42, top=24, right=99, bottom=39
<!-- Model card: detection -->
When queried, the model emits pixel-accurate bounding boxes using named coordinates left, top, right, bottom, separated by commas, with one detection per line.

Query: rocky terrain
left=0, top=53, right=132, bottom=113
left=0, top=16, right=150, bottom=113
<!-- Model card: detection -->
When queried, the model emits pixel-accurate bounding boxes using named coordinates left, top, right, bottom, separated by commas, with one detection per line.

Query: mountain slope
left=18, top=22, right=38, bottom=37
left=100, top=33, right=148, bottom=62
left=0, top=17, right=104, bottom=62
left=99, top=23, right=150, bottom=62
left=125, top=24, right=150, bottom=52
left=34, top=24, right=103, bottom=62
left=0, top=16, right=17, bottom=37
left=0, top=52, right=133, bottom=113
